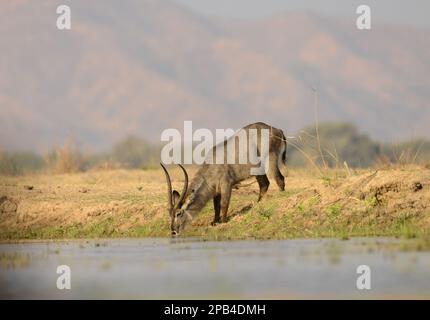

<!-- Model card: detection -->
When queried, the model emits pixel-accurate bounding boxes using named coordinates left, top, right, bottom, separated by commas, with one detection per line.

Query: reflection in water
left=0, top=238, right=429, bottom=299
left=0, top=252, right=32, bottom=269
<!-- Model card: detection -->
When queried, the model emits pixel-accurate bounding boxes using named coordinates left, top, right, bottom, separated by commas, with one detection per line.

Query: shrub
left=0, top=150, right=44, bottom=175
left=44, top=140, right=84, bottom=174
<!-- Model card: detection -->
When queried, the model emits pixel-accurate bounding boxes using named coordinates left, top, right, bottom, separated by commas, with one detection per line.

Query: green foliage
left=288, top=122, right=379, bottom=168
left=0, top=151, right=44, bottom=175
left=288, top=122, right=430, bottom=168
left=326, top=203, right=341, bottom=219
left=256, top=205, right=275, bottom=219
left=296, top=195, right=320, bottom=214
left=297, top=202, right=305, bottom=213
left=365, top=196, right=378, bottom=208
left=110, top=135, right=161, bottom=169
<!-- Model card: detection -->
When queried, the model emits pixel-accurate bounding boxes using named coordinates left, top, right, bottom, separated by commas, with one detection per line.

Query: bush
left=288, top=122, right=380, bottom=168
left=110, top=136, right=160, bottom=168
left=0, top=150, right=45, bottom=175
left=379, top=139, right=430, bottom=166
left=44, top=140, right=84, bottom=174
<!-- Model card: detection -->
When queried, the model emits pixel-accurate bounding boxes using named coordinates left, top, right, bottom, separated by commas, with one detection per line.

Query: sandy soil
left=0, top=166, right=429, bottom=240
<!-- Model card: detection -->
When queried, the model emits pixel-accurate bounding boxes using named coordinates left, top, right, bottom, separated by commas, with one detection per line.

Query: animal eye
left=176, top=212, right=183, bottom=217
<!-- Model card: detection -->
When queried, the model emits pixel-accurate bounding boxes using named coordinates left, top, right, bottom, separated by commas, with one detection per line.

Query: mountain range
left=1, top=0, right=429, bottom=151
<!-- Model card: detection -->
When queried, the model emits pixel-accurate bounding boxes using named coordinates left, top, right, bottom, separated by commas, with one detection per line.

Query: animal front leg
left=220, top=187, right=232, bottom=223
left=212, top=194, right=221, bottom=225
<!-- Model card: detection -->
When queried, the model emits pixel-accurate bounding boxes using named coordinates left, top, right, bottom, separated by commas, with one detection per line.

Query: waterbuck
left=161, top=122, right=287, bottom=236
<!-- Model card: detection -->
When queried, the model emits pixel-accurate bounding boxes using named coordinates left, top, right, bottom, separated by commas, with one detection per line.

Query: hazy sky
left=173, top=0, right=430, bottom=28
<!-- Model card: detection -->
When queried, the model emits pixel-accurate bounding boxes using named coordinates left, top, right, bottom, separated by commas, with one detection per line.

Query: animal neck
left=184, top=175, right=214, bottom=218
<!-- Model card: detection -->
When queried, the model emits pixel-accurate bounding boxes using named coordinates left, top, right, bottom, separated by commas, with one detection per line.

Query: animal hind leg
left=256, top=174, right=270, bottom=202
left=269, top=152, right=285, bottom=191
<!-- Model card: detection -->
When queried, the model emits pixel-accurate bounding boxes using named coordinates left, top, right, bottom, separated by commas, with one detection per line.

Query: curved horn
left=160, top=163, right=173, bottom=210
left=176, top=164, right=189, bottom=208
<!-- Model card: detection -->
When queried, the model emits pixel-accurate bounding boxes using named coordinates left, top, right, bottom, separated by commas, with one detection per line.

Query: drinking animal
left=161, top=122, right=287, bottom=236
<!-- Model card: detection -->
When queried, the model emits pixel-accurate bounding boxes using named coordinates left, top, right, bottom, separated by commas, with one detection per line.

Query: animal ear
left=172, top=190, right=180, bottom=207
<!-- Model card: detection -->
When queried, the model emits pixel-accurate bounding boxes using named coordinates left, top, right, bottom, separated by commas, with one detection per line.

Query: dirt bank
left=0, top=166, right=429, bottom=240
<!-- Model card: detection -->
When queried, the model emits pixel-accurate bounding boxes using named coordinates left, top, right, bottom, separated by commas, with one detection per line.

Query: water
left=0, top=237, right=429, bottom=299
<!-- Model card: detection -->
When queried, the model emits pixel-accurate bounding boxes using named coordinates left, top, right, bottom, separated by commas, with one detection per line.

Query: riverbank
left=0, top=166, right=429, bottom=244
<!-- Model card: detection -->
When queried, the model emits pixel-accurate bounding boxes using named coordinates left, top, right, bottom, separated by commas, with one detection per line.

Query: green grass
left=256, top=204, right=275, bottom=219
left=326, top=203, right=341, bottom=219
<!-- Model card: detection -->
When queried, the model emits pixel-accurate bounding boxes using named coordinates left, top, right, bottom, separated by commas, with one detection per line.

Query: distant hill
left=1, top=0, right=429, bottom=151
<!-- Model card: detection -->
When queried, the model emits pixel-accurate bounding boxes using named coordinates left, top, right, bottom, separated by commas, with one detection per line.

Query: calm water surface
left=0, top=237, right=429, bottom=299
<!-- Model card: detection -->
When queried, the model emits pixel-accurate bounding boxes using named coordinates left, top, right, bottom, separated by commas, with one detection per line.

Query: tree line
left=1, top=122, right=429, bottom=175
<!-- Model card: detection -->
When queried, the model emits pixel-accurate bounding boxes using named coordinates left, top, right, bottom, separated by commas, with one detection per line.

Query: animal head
left=160, top=163, right=192, bottom=236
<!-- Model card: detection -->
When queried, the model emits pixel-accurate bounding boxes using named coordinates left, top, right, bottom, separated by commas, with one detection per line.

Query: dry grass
left=0, top=166, right=429, bottom=242
left=44, top=140, right=84, bottom=174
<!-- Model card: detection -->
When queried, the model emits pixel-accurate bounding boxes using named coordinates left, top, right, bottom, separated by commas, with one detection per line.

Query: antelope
left=161, top=122, right=287, bottom=236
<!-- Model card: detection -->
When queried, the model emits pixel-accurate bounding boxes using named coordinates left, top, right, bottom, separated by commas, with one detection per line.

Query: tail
left=273, top=130, right=288, bottom=176
left=281, top=132, right=287, bottom=166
